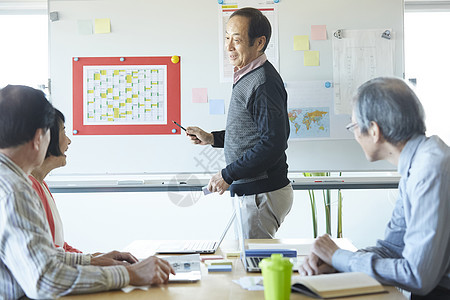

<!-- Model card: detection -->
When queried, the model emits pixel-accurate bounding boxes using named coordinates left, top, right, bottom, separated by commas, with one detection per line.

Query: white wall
left=54, top=189, right=397, bottom=254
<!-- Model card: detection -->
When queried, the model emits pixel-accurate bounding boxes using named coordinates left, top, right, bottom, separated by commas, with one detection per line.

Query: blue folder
left=244, top=249, right=297, bottom=258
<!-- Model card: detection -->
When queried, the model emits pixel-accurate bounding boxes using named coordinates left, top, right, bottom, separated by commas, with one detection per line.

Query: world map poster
left=285, top=81, right=353, bottom=140
left=288, top=107, right=330, bottom=139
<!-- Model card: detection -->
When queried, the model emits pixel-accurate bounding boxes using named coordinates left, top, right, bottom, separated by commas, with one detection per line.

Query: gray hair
left=353, top=77, right=426, bottom=145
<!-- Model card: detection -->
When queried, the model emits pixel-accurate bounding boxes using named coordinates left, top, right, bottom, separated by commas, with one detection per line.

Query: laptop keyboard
left=248, top=257, right=263, bottom=268
left=184, top=240, right=216, bottom=251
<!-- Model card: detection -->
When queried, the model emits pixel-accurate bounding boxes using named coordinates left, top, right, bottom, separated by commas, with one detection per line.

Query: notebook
left=155, top=211, right=235, bottom=254
left=233, top=197, right=299, bottom=272
left=291, top=272, right=386, bottom=298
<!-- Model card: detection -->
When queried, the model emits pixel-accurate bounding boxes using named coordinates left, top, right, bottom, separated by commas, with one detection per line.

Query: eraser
left=224, top=251, right=240, bottom=258
left=208, top=265, right=232, bottom=272
left=202, top=185, right=212, bottom=195
left=205, top=259, right=233, bottom=266
left=200, top=255, right=223, bottom=262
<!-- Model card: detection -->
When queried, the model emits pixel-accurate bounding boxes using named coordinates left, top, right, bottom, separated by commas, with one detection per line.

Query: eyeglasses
left=345, top=122, right=358, bottom=133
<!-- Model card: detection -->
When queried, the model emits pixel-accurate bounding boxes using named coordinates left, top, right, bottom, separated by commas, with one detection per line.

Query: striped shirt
left=0, top=153, right=129, bottom=299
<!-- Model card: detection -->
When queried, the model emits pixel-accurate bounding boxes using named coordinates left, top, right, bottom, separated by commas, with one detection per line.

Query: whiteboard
left=48, top=0, right=404, bottom=174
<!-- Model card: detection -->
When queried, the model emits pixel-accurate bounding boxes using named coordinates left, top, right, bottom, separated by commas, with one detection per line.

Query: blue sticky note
left=209, top=99, right=225, bottom=115
left=208, top=265, right=232, bottom=272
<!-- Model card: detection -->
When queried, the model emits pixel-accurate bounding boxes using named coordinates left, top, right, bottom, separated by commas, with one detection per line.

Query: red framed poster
left=72, top=56, right=181, bottom=135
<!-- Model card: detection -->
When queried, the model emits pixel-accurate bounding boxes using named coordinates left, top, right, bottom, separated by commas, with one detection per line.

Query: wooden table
left=62, top=239, right=407, bottom=300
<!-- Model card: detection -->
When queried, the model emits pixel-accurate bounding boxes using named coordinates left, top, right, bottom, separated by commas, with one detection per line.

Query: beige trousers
left=233, top=183, right=294, bottom=239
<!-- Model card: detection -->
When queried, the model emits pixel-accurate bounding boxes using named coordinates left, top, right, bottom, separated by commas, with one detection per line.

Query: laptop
left=233, top=197, right=299, bottom=273
left=155, top=211, right=235, bottom=254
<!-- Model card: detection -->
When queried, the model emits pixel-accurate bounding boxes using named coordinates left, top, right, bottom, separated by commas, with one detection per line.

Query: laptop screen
left=233, top=196, right=249, bottom=269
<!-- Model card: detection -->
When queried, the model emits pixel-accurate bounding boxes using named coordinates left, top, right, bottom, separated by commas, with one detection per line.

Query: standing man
left=187, top=7, right=293, bottom=239
left=0, top=85, right=174, bottom=299
left=299, top=77, right=450, bottom=299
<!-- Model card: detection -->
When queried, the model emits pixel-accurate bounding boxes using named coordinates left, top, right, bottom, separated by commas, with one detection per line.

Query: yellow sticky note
left=294, top=35, right=309, bottom=51
left=304, top=51, right=320, bottom=66
left=94, top=73, right=100, bottom=80
left=94, top=18, right=111, bottom=34
left=126, top=76, right=132, bottom=83
left=107, top=88, right=113, bottom=93
left=126, top=98, right=132, bottom=103
left=100, top=70, right=107, bottom=75
left=113, top=70, right=119, bottom=75
left=113, top=96, right=119, bottom=100
left=224, top=251, right=240, bottom=258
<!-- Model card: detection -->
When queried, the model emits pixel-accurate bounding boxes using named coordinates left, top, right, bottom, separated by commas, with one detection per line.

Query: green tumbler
left=259, top=254, right=293, bottom=300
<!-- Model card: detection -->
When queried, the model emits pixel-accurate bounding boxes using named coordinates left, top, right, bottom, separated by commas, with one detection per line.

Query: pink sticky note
left=311, top=25, right=327, bottom=40
left=192, top=88, right=208, bottom=103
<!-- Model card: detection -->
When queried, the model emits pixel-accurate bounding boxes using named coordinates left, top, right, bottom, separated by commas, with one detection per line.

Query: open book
left=291, top=272, right=386, bottom=299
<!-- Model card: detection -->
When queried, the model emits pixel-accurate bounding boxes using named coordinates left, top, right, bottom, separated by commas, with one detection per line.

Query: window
left=404, top=8, right=450, bottom=144
left=0, top=12, right=48, bottom=90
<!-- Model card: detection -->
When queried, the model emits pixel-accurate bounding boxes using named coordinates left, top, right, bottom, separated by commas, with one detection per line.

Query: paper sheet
left=121, top=254, right=201, bottom=293
left=164, top=254, right=202, bottom=282
left=332, top=29, right=395, bottom=114
left=232, top=276, right=264, bottom=291
left=219, top=0, right=279, bottom=82
left=83, top=65, right=167, bottom=125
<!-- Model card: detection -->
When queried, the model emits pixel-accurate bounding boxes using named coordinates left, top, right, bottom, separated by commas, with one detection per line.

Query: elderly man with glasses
left=299, top=77, right=450, bottom=300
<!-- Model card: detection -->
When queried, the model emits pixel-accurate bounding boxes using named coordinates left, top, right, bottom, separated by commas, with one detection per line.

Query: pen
left=172, top=120, right=198, bottom=138
left=172, top=120, right=186, bottom=131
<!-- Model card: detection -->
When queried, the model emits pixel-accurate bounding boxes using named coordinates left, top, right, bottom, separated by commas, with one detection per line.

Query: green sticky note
left=77, top=20, right=92, bottom=35
left=294, top=35, right=309, bottom=51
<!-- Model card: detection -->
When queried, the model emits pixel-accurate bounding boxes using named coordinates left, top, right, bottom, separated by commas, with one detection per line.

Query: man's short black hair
left=0, top=85, right=55, bottom=149
left=46, top=109, right=66, bottom=157
left=230, top=7, right=272, bottom=52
